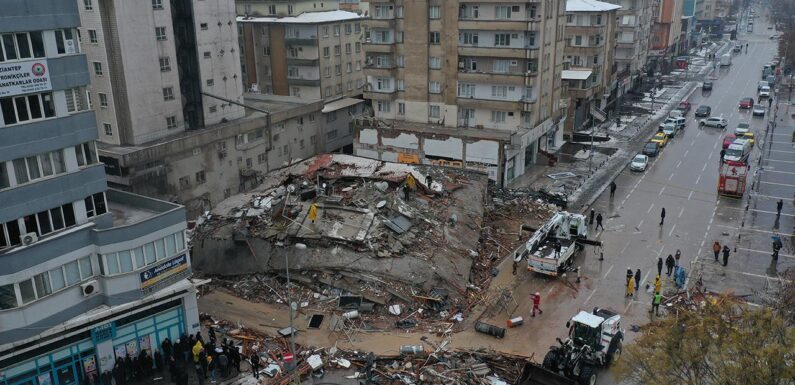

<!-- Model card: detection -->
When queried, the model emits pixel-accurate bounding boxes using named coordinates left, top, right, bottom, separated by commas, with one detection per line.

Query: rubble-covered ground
left=191, top=154, right=558, bottom=333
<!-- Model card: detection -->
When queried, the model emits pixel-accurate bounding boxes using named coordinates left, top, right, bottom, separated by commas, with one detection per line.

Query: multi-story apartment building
left=563, top=0, right=620, bottom=132
left=238, top=10, right=366, bottom=100
left=79, top=0, right=246, bottom=146
left=651, top=0, right=684, bottom=56
left=608, top=0, right=653, bottom=92
left=356, top=0, right=567, bottom=186
left=237, top=0, right=340, bottom=17
left=0, top=2, right=197, bottom=384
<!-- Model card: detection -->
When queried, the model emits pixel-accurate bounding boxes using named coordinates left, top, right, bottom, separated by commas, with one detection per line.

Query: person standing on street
left=665, top=254, right=675, bottom=276
left=627, top=276, right=636, bottom=297
left=634, top=269, right=641, bottom=291
left=777, top=199, right=783, bottom=216
left=531, top=292, right=543, bottom=316
left=657, top=256, right=664, bottom=276
left=660, top=207, right=666, bottom=226
left=250, top=352, right=261, bottom=379
left=651, top=292, right=662, bottom=316
left=713, top=241, right=721, bottom=262
left=610, top=181, right=617, bottom=198
left=722, top=245, right=731, bottom=266
left=626, top=267, right=633, bottom=285
left=596, top=213, right=604, bottom=231
left=590, top=209, right=595, bottom=226
left=674, top=249, right=681, bottom=266
left=654, top=275, right=662, bottom=294
left=772, top=234, right=783, bottom=260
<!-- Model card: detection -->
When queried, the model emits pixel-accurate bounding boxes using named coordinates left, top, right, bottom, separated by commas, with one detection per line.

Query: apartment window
left=355, top=42, right=361, bottom=53
left=288, top=67, right=299, bottom=77
left=98, top=93, right=108, bottom=108
left=429, top=81, right=441, bottom=93
left=152, top=0, right=163, bottom=9
left=323, top=47, right=330, bottom=57
left=429, top=6, right=441, bottom=19
left=87, top=29, right=98, bottom=43
left=195, top=171, right=206, bottom=184
left=324, top=66, right=331, bottom=77
left=84, top=192, right=107, bottom=218
left=429, top=105, right=440, bottom=118
left=429, top=57, right=441, bottom=69
left=84, top=0, right=93, bottom=10
left=491, top=111, right=507, bottom=123
left=345, top=24, right=352, bottom=34
left=0, top=92, right=55, bottom=126
left=495, top=6, right=512, bottom=19
left=398, top=103, right=405, bottom=115
left=75, top=142, right=98, bottom=165
left=493, top=60, right=509, bottom=73
left=347, top=81, right=353, bottom=91
left=159, top=56, right=171, bottom=71
left=334, top=45, right=341, bottom=56
left=491, top=85, right=508, bottom=98
left=166, top=116, right=177, bottom=129
left=10, top=149, right=66, bottom=185
left=206, top=79, right=214, bottom=87
left=335, top=84, right=342, bottom=94
left=459, top=5, right=479, bottom=18
left=325, top=86, right=332, bottom=97
left=396, top=31, right=404, bottom=43
left=209, top=105, right=217, bottom=113
left=335, top=64, right=341, bottom=75
left=396, top=7, right=404, bottom=18
left=376, top=101, right=391, bottom=113
left=346, top=62, right=352, bottom=73
left=574, top=36, right=582, bottom=46
left=494, top=34, right=511, bottom=46
left=566, top=14, right=574, bottom=23
left=323, top=26, right=329, bottom=37
left=155, top=27, right=167, bottom=41
left=263, top=46, right=271, bottom=56
left=345, top=43, right=351, bottom=54
left=92, top=61, right=103, bottom=76
left=593, top=54, right=599, bottom=65
left=397, top=79, right=405, bottom=91
left=326, top=111, right=337, bottom=122
left=257, top=153, right=266, bottom=164
left=327, top=129, right=338, bottom=140
left=356, top=61, right=361, bottom=71
left=457, top=83, right=475, bottom=97
left=429, top=32, right=440, bottom=44
left=376, top=77, right=391, bottom=91
left=268, top=5, right=276, bottom=15
left=163, top=87, right=175, bottom=101
left=396, top=55, right=405, bottom=67
left=0, top=32, right=46, bottom=61
left=54, top=29, right=77, bottom=55
left=200, top=23, right=208, bottom=30
left=594, top=14, right=603, bottom=25
left=459, top=32, right=479, bottom=45
left=334, top=25, right=341, bottom=36
left=527, top=5, right=538, bottom=18
left=288, top=5, right=294, bottom=14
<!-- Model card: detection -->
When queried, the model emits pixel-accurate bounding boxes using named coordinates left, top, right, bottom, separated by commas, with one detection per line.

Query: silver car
left=699, top=117, right=728, bottom=128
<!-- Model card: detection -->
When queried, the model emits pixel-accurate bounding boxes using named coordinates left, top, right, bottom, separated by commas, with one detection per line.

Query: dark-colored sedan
left=695, top=105, right=712, bottom=117
left=702, top=81, right=713, bottom=91
left=739, top=97, right=754, bottom=109
left=643, top=142, right=660, bottom=157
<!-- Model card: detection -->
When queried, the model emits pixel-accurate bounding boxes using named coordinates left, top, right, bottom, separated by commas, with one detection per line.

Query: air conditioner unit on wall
left=20, top=232, right=38, bottom=245
left=81, top=280, right=101, bottom=297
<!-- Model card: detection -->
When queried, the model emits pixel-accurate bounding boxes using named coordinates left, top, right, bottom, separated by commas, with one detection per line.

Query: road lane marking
left=603, top=264, right=614, bottom=279
left=658, top=186, right=666, bottom=196
left=702, top=163, right=708, bottom=171
left=714, top=224, right=778, bottom=235
left=760, top=180, right=795, bottom=188
left=668, top=223, right=677, bottom=237
left=676, top=160, right=682, bottom=169
left=748, top=208, right=795, bottom=217
left=695, top=261, right=794, bottom=282
left=647, top=204, right=655, bottom=214
left=751, top=193, right=793, bottom=200
left=684, top=149, right=690, bottom=157
left=583, top=289, right=597, bottom=305
left=765, top=158, right=795, bottom=164
left=736, top=247, right=795, bottom=260
left=696, top=175, right=701, bottom=184
left=763, top=169, right=795, bottom=175
left=668, top=173, right=674, bottom=181
left=620, top=240, right=631, bottom=254
left=640, top=270, right=651, bottom=288
left=678, top=207, right=685, bottom=218
left=688, top=191, right=694, bottom=200
left=637, top=218, right=645, bottom=228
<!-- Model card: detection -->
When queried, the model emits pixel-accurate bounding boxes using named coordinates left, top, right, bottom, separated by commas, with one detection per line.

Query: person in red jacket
left=531, top=292, right=543, bottom=317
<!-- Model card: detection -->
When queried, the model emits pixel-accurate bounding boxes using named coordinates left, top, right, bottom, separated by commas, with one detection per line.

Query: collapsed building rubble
left=191, top=154, right=558, bottom=330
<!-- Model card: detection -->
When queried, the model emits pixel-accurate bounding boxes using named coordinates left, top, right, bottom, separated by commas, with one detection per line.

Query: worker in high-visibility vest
left=405, top=173, right=416, bottom=190
left=308, top=203, right=318, bottom=223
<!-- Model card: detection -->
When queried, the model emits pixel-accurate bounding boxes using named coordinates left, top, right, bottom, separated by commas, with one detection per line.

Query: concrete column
left=182, top=290, right=201, bottom=335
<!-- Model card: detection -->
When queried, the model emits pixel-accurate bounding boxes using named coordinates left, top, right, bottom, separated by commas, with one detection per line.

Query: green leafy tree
left=616, top=298, right=795, bottom=385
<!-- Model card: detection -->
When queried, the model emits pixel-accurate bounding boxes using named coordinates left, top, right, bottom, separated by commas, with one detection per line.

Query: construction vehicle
left=541, top=309, right=624, bottom=385
left=524, top=212, right=601, bottom=276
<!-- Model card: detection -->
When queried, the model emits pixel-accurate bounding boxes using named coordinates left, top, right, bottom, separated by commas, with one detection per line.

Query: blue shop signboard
left=139, top=254, right=188, bottom=290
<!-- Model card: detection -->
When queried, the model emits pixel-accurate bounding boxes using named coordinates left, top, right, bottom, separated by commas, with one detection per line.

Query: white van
left=720, top=54, right=732, bottom=66
left=724, top=139, right=752, bottom=163
left=668, top=110, right=684, bottom=119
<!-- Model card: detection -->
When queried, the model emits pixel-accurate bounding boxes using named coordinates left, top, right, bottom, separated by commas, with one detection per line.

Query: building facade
left=608, top=0, right=653, bottom=92
left=563, top=0, right=620, bottom=133
left=99, top=94, right=364, bottom=217
left=650, top=0, right=684, bottom=56
left=0, top=2, right=197, bottom=384
left=357, top=0, right=567, bottom=186
left=79, top=0, right=246, bottom=146
left=238, top=10, right=366, bottom=100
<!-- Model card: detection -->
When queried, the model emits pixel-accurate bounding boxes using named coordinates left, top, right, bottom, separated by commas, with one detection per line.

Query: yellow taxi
left=650, top=132, right=669, bottom=147
left=740, top=132, right=755, bottom=146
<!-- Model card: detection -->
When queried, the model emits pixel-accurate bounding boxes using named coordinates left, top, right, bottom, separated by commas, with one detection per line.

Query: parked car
left=722, top=133, right=737, bottom=149
left=739, top=97, right=754, bottom=109
left=735, top=123, right=751, bottom=135
left=758, top=80, right=769, bottom=91
left=700, top=117, right=728, bottom=128
left=643, top=142, right=660, bottom=157
left=759, top=86, right=771, bottom=98
left=630, top=154, right=649, bottom=172
left=651, top=132, right=669, bottom=147
left=676, top=101, right=692, bottom=114
left=740, top=132, right=755, bottom=145
left=695, top=105, right=712, bottom=117
left=661, top=123, right=678, bottom=138
left=753, top=105, right=766, bottom=116
left=702, top=81, right=713, bottom=91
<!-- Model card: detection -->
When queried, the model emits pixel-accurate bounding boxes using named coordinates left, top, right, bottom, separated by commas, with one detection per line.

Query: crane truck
left=523, top=212, right=601, bottom=276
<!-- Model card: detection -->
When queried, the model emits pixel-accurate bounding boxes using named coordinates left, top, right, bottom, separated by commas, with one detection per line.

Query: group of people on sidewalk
left=624, top=249, right=683, bottom=316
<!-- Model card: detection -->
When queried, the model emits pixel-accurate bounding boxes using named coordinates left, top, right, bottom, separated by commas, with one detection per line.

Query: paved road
left=528, top=7, right=785, bottom=385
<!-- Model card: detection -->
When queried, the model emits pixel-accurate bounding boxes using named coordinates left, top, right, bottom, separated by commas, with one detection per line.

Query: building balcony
left=565, top=44, right=606, bottom=56
left=287, top=77, right=322, bottom=86
left=456, top=97, right=521, bottom=110
left=567, top=86, right=598, bottom=100
left=363, top=89, right=398, bottom=101
left=364, top=66, right=398, bottom=77
left=458, top=19, right=541, bottom=31
left=363, top=42, right=395, bottom=54
left=368, top=18, right=396, bottom=29
left=285, top=37, right=318, bottom=46
left=286, top=58, right=320, bottom=66
left=457, top=70, right=530, bottom=83
left=616, top=41, right=634, bottom=49
left=457, top=46, right=539, bottom=59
